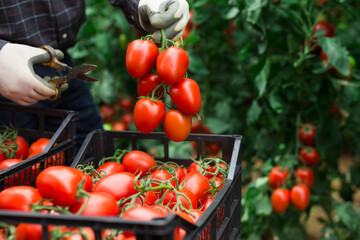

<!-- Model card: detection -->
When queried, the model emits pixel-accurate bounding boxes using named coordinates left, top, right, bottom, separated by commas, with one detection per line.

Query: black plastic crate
left=0, top=130, right=242, bottom=240
left=0, top=102, right=78, bottom=190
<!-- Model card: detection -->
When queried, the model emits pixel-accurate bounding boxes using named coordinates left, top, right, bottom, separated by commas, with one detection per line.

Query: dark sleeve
left=0, top=40, right=8, bottom=51
left=109, top=0, right=144, bottom=32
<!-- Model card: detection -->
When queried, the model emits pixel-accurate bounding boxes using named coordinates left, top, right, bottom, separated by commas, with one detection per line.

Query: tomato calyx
left=0, top=125, right=19, bottom=159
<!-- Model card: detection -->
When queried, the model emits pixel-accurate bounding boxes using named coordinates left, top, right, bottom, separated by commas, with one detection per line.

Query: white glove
left=138, top=0, right=190, bottom=42
left=0, top=43, right=56, bottom=106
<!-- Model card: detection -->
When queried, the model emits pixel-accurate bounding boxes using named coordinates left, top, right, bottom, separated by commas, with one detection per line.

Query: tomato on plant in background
left=99, top=105, right=116, bottom=123
left=290, top=184, right=310, bottom=211
left=126, top=39, right=158, bottom=78
left=156, top=46, right=189, bottom=85
left=169, top=78, right=202, bottom=116
left=118, top=97, right=134, bottom=112
left=312, top=20, right=335, bottom=38
left=299, top=146, right=320, bottom=167
left=268, top=166, right=289, bottom=188
left=298, top=123, right=316, bottom=146
left=122, top=150, right=157, bottom=177
left=271, top=188, right=290, bottom=214
left=121, top=113, right=133, bottom=128
left=191, top=118, right=202, bottom=133
left=294, top=168, right=315, bottom=189
left=112, top=121, right=127, bottom=131
left=163, top=109, right=192, bottom=142
left=137, top=73, right=164, bottom=98
left=133, top=98, right=166, bottom=134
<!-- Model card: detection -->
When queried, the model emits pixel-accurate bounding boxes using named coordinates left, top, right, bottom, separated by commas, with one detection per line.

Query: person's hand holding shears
left=0, top=43, right=97, bottom=106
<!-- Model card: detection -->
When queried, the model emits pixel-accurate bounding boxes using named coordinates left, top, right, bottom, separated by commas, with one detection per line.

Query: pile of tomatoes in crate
left=126, top=32, right=201, bottom=143
left=0, top=126, right=56, bottom=184
left=0, top=144, right=228, bottom=239
left=269, top=123, right=319, bottom=213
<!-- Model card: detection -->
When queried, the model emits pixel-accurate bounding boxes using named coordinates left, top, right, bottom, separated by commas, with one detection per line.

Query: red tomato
left=126, top=39, right=158, bottom=78
left=271, top=188, right=290, bottom=214
left=156, top=47, right=189, bottom=85
left=149, top=204, right=169, bottom=214
left=312, top=20, right=335, bottom=38
left=294, top=168, right=314, bottom=189
left=96, top=161, right=125, bottom=177
left=299, top=146, right=320, bottom=167
left=150, top=169, right=176, bottom=197
left=36, top=166, right=85, bottom=207
left=205, top=142, right=221, bottom=154
left=291, top=184, right=310, bottom=211
left=163, top=109, right=192, bottom=142
left=298, top=123, right=316, bottom=146
left=135, top=190, right=157, bottom=206
left=211, top=177, right=224, bottom=191
left=169, top=78, right=201, bottom=116
left=188, top=209, right=203, bottom=222
left=60, top=227, right=95, bottom=240
left=99, top=105, right=116, bottom=123
left=165, top=163, right=185, bottom=182
left=0, top=136, right=29, bottom=160
left=73, top=168, right=94, bottom=192
left=133, top=98, right=166, bottom=133
left=69, top=192, right=119, bottom=216
left=93, top=172, right=138, bottom=201
left=181, top=171, right=211, bottom=203
left=120, top=113, right=133, bottom=128
left=187, top=162, right=213, bottom=178
left=122, top=205, right=167, bottom=220
left=199, top=196, right=215, bottom=212
left=112, top=121, right=127, bottom=131
left=15, top=223, right=42, bottom=240
left=0, top=186, right=42, bottom=211
left=191, top=118, right=202, bottom=133
left=137, top=73, right=164, bottom=98
left=268, top=166, right=289, bottom=188
left=0, top=158, right=28, bottom=187
left=173, top=211, right=196, bottom=240
left=163, top=188, right=198, bottom=210
left=29, top=138, right=51, bottom=154
left=119, top=98, right=134, bottom=112
left=122, top=150, right=157, bottom=177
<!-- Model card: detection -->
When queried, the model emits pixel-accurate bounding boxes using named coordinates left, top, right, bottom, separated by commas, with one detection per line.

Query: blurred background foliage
left=69, top=0, right=360, bottom=239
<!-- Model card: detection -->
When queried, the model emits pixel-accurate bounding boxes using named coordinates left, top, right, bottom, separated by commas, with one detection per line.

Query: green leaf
left=247, top=100, right=263, bottom=124
left=214, top=101, right=231, bottom=119
left=334, top=202, right=360, bottom=231
left=188, top=52, right=209, bottom=75
left=318, top=37, right=350, bottom=76
left=256, top=194, right=272, bottom=216
left=255, top=59, right=270, bottom=97
left=206, top=117, right=230, bottom=134
left=225, top=7, right=239, bottom=20
left=269, top=90, right=283, bottom=114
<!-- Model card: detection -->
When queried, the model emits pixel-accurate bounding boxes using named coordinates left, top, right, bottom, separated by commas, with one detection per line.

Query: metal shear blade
left=66, top=64, right=98, bottom=82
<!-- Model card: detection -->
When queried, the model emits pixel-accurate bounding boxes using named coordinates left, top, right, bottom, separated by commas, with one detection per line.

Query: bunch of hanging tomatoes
left=126, top=32, right=201, bottom=142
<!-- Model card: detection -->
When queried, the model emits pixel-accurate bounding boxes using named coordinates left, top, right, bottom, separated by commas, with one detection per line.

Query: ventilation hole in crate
left=216, top=203, right=226, bottom=230
left=137, top=139, right=165, bottom=159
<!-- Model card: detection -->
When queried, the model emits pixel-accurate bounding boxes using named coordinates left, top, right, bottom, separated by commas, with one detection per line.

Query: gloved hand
left=0, top=43, right=57, bottom=106
left=138, top=0, right=190, bottom=42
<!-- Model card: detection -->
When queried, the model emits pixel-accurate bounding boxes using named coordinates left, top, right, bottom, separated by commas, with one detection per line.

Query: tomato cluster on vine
left=125, top=32, right=201, bottom=142
left=0, top=148, right=229, bottom=239
left=268, top=122, right=320, bottom=214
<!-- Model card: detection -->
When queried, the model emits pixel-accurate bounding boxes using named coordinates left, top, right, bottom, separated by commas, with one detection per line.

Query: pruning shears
left=29, top=45, right=98, bottom=101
